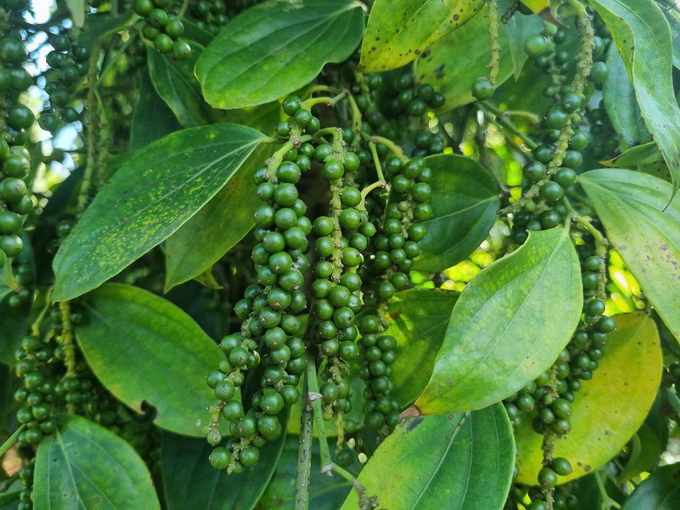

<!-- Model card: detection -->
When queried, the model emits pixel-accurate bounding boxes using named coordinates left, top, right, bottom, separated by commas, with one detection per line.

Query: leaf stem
left=362, top=134, right=408, bottom=163
left=0, top=425, right=25, bottom=458
left=302, top=91, right=347, bottom=110
left=367, top=141, right=387, bottom=184
left=295, top=373, right=313, bottom=510
left=346, top=94, right=363, bottom=149
left=595, top=470, right=622, bottom=509
left=305, top=355, right=332, bottom=471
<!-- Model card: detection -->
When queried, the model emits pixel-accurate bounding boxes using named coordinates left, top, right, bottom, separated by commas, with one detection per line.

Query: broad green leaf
left=361, top=0, right=485, bottom=73
left=260, top=437, right=358, bottom=509
left=52, top=124, right=265, bottom=302
left=414, top=154, right=499, bottom=272
left=162, top=431, right=286, bottom=510
left=385, top=288, right=458, bottom=407
left=0, top=299, right=30, bottom=366
left=623, top=463, right=680, bottom=509
left=34, top=415, right=160, bottom=509
left=130, top=71, right=181, bottom=151
left=515, top=313, right=662, bottom=484
left=0, top=492, right=20, bottom=510
left=148, top=42, right=213, bottom=127
left=501, top=0, right=545, bottom=79
left=75, top=283, right=226, bottom=436
left=603, top=44, right=651, bottom=149
left=590, top=0, right=680, bottom=194
left=579, top=169, right=680, bottom=342
left=410, top=228, right=582, bottom=415
left=163, top=102, right=281, bottom=292
left=66, top=0, right=84, bottom=27
left=197, top=0, right=364, bottom=109
left=79, top=12, right=133, bottom=48
left=601, top=141, right=661, bottom=168
left=183, top=19, right=215, bottom=47
left=414, top=5, right=512, bottom=112
left=340, top=405, right=514, bottom=510
left=0, top=263, right=17, bottom=302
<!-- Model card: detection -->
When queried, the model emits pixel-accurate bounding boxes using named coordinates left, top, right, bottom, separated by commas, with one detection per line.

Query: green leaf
left=162, top=430, right=286, bottom=510
left=34, top=415, right=160, bottom=509
left=66, top=0, right=84, bottom=27
left=410, top=228, right=582, bottom=415
left=414, top=154, right=499, bottom=272
left=623, top=463, right=680, bottom=509
left=501, top=0, right=545, bottom=79
left=616, top=422, right=664, bottom=484
left=385, top=288, right=458, bottom=407
left=0, top=299, right=30, bottom=365
left=413, top=5, right=512, bottom=112
left=515, top=313, right=662, bottom=484
left=75, top=283, right=226, bottom=436
left=163, top=101, right=281, bottom=292
left=579, top=169, right=680, bottom=342
left=182, top=19, right=215, bottom=47
left=0, top=492, right=20, bottom=510
left=590, top=0, right=680, bottom=195
left=52, top=124, right=265, bottom=302
left=664, top=9, right=680, bottom=70
left=196, top=0, right=364, bottom=110
left=0, top=263, right=17, bottom=302
left=600, top=141, right=661, bottom=167
left=602, top=43, right=651, bottom=149
left=361, top=0, right=485, bottom=73
left=130, top=71, right=181, bottom=151
left=79, top=12, right=133, bottom=48
left=340, top=405, right=514, bottom=510
left=148, top=42, right=214, bottom=127
left=260, top=437, right=357, bottom=509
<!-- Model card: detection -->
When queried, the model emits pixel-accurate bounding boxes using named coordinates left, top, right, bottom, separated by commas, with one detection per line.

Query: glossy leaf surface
left=622, top=463, right=680, bottom=509
left=579, top=169, right=680, bottom=342
left=361, top=0, right=485, bottom=73
left=129, top=71, right=181, bottom=151
left=197, top=0, right=364, bottom=109
left=591, top=0, right=680, bottom=193
left=414, top=154, right=499, bottom=271
left=601, top=142, right=661, bottom=168
left=52, top=124, right=265, bottom=301
left=412, top=228, right=582, bottom=415
left=341, top=405, right=514, bottom=510
left=385, top=288, right=458, bottom=407
left=148, top=41, right=213, bottom=127
left=515, top=313, right=662, bottom=484
left=75, top=283, right=225, bottom=436
left=414, top=6, right=512, bottom=111
left=162, top=431, right=286, bottom=510
left=33, top=415, right=160, bottom=509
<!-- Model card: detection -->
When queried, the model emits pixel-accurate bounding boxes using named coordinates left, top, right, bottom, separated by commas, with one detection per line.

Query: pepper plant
left=1, top=0, right=680, bottom=509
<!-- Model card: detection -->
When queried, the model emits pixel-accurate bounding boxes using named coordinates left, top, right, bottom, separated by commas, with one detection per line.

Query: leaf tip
left=399, top=405, right=421, bottom=419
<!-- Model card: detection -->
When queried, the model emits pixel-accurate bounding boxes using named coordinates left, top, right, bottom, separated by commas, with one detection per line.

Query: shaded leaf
left=385, top=288, right=458, bottom=407
left=414, top=154, right=499, bottom=272
left=590, top=0, right=680, bottom=194
left=579, top=169, right=680, bottom=342
left=361, top=0, right=485, bottom=73
left=0, top=263, right=17, bottom=303
left=664, top=9, right=680, bottom=70
left=602, top=44, right=651, bottom=149
left=52, top=124, right=265, bottom=302
left=515, top=313, right=663, bottom=484
left=75, top=283, right=226, bottom=436
left=616, top=422, right=664, bottom=484
left=414, top=5, right=513, bottom=112
left=0, top=492, right=20, bottom=510
left=0, top=299, right=31, bottom=366
left=260, top=437, right=358, bottom=510
left=34, top=415, right=160, bottom=509
left=341, top=405, right=514, bottom=510
left=79, top=12, right=133, bottom=48
left=66, top=0, right=84, bottom=27
left=622, top=463, right=680, bottom=509
left=162, top=430, right=286, bottom=510
left=197, top=0, right=364, bottom=109
left=600, top=141, right=661, bottom=168
left=501, top=0, right=545, bottom=79
left=411, top=228, right=582, bottom=415
left=148, top=41, right=213, bottom=127
left=130, top=70, right=181, bottom=151
left=182, top=19, right=215, bottom=47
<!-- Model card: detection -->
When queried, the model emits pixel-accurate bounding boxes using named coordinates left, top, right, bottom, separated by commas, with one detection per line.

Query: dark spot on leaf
left=584, top=465, right=591, bottom=472
left=407, top=417, right=424, bottom=432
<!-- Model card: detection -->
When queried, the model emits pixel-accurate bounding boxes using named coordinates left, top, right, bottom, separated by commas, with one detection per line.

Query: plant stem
left=0, top=425, right=25, bottom=458
left=595, top=470, right=622, bottom=509
left=363, top=133, right=409, bottom=163
left=302, top=91, right=347, bottom=110
left=487, top=0, right=501, bottom=84
left=346, top=94, right=363, bottom=149
left=295, top=374, right=313, bottom=510
left=78, top=44, right=103, bottom=211
left=367, top=142, right=387, bottom=184
left=305, top=355, right=332, bottom=471
left=478, top=102, right=538, bottom=150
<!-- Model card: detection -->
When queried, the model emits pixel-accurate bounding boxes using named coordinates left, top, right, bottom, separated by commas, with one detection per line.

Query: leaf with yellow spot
left=518, top=0, right=560, bottom=25
left=359, top=0, right=486, bottom=73
left=514, top=312, right=663, bottom=485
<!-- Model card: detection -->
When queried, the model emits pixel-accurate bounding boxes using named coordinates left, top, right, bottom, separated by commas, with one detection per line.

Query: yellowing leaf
left=515, top=313, right=662, bottom=484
